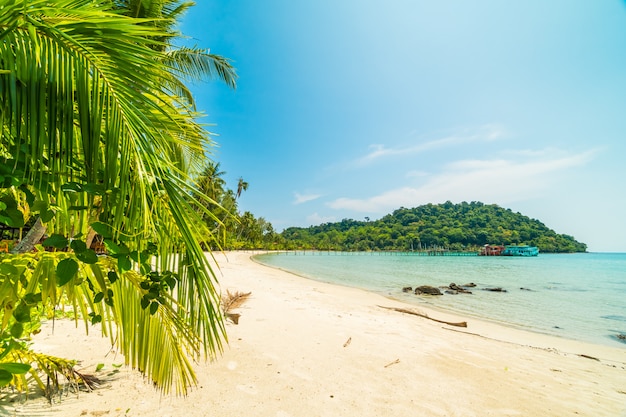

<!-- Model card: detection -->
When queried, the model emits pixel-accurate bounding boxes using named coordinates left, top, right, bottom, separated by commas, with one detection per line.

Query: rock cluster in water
left=403, top=282, right=510, bottom=295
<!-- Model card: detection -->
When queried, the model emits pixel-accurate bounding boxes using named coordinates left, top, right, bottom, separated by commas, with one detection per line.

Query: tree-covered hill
left=280, top=201, right=587, bottom=253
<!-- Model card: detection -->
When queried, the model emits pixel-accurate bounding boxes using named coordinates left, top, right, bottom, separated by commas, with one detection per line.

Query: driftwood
left=384, top=359, right=400, bottom=368
left=378, top=305, right=468, bottom=328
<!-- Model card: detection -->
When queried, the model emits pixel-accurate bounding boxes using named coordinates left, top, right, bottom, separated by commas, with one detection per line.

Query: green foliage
left=193, top=163, right=278, bottom=250
left=280, top=201, right=587, bottom=253
left=0, top=0, right=238, bottom=396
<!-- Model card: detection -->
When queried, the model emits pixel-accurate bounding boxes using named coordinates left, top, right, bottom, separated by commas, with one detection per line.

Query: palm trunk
left=11, top=217, right=47, bottom=254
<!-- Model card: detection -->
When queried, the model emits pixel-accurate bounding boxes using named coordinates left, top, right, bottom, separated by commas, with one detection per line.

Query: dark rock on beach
left=483, top=287, right=507, bottom=292
left=414, top=285, right=443, bottom=296
left=462, top=283, right=476, bottom=288
left=402, top=286, right=413, bottom=293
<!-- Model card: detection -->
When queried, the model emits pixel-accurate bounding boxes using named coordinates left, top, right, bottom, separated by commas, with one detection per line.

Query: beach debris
left=616, top=334, right=626, bottom=340
left=384, top=359, right=400, bottom=368
left=343, top=337, right=352, bottom=348
left=226, top=313, right=241, bottom=324
left=402, top=286, right=413, bottom=293
left=221, top=290, right=252, bottom=325
left=577, top=354, right=600, bottom=361
left=378, top=305, right=468, bottom=328
left=483, top=287, right=507, bottom=292
left=414, top=285, right=442, bottom=296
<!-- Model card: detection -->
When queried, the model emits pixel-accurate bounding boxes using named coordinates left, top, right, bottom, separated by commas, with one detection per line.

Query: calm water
left=254, top=252, right=626, bottom=348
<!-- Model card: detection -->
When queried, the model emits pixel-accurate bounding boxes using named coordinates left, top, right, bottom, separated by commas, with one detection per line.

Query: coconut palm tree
left=236, top=177, right=249, bottom=199
left=0, top=0, right=231, bottom=394
left=113, top=0, right=237, bottom=104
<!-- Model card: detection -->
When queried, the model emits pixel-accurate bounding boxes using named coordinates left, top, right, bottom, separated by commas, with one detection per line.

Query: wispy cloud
left=293, top=192, right=322, bottom=205
left=329, top=149, right=597, bottom=213
left=356, top=124, right=505, bottom=165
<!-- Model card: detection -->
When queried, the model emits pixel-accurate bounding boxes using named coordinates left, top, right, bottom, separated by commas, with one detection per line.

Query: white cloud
left=328, top=149, right=596, bottom=213
left=356, top=124, right=505, bottom=165
left=293, top=192, right=322, bottom=205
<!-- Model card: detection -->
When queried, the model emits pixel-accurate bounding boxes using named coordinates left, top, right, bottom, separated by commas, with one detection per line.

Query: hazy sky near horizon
left=181, top=1, right=626, bottom=252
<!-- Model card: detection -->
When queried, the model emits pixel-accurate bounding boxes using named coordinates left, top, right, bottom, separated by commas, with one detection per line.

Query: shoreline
left=10, top=251, right=626, bottom=416
left=252, top=250, right=626, bottom=350
left=250, top=251, right=625, bottom=364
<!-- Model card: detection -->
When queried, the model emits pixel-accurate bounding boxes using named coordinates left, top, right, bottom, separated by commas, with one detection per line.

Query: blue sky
left=181, top=1, right=626, bottom=252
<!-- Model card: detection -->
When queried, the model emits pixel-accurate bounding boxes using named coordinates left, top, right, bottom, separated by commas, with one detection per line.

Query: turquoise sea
left=254, top=252, right=626, bottom=348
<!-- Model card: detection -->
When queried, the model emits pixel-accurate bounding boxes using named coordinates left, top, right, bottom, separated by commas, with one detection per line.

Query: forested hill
left=280, top=201, right=587, bottom=253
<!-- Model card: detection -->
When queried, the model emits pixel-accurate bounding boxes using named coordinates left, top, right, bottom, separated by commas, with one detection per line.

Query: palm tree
left=0, top=0, right=232, bottom=394
left=196, top=162, right=228, bottom=202
left=113, top=0, right=237, bottom=104
left=236, top=177, right=249, bottom=199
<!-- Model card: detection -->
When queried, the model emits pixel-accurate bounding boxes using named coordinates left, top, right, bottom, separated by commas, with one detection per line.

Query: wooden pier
left=276, top=250, right=478, bottom=257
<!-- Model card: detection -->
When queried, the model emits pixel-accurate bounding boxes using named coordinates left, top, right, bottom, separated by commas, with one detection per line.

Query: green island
left=278, top=202, right=587, bottom=253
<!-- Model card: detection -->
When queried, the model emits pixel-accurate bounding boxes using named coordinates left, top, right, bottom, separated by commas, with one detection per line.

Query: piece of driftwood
left=384, top=359, right=400, bottom=368
left=343, top=337, right=352, bottom=347
left=378, top=305, right=468, bottom=328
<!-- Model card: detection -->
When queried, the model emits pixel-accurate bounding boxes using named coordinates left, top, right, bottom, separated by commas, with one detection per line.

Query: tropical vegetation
left=279, top=202, right=587, bottom=253
left=0, top=0, right=237, bottom=396
left=194, top=162, right=279, bottom=250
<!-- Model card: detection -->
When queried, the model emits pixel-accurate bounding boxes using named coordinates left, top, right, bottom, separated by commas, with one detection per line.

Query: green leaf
left=30, top=200, right=49, bottom=212
left=70, top=240, right=87, bottom=253
left=0, top=363, right=31, bottom=374
left=76, top=249, right=98, bottom=264
left=12, top=303, right=30, bottom=323
left=40, top=209, right=55, bottom=222
left=95, top=363, right=105, bottom=372
left=10, top=322, right=23, bottom=338
left=56, top=258, right=79, bottom=286
left=43, top=234, right=68, bottom=249
left=140, top=296, right=150, bottom=310
left=83, top=183, right=105, bottom=195
left=93, top=292, right=104, bottom=303
left=19, top=185, right=35, bottom=207
left=104, top=239, right=120, bottom=254
left=107, top=271, right=118, bottom=284
left=149, top=302, right=159, bottom=315
left=118, top=256, right=131, bottom=272
left=23, top=293, right=42, bottom=305
left=91, top=222, right=113, bottom=239
left=0, top=264, right=19, bottom=275
left=0, top=209, right=24, bottom=228
left=0, top=370, right=12, bottom=387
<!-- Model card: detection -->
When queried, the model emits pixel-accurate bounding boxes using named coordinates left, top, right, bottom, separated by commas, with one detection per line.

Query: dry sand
left=4, top=251, right=626, bottom=417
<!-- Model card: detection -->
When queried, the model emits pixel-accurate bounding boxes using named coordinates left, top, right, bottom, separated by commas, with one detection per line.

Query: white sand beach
left=7, top=251, right=626, bottom=416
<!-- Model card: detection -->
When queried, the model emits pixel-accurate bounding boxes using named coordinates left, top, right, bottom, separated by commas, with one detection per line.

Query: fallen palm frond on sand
left=378, top=305, right=468, bottom=328
left=221, top=290, right=252, bottom=324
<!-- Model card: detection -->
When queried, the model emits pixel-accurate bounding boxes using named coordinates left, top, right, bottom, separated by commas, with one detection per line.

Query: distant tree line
left=194, top=162, right=280, bottom=250
left=278, top=201, right=587, bottom=253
